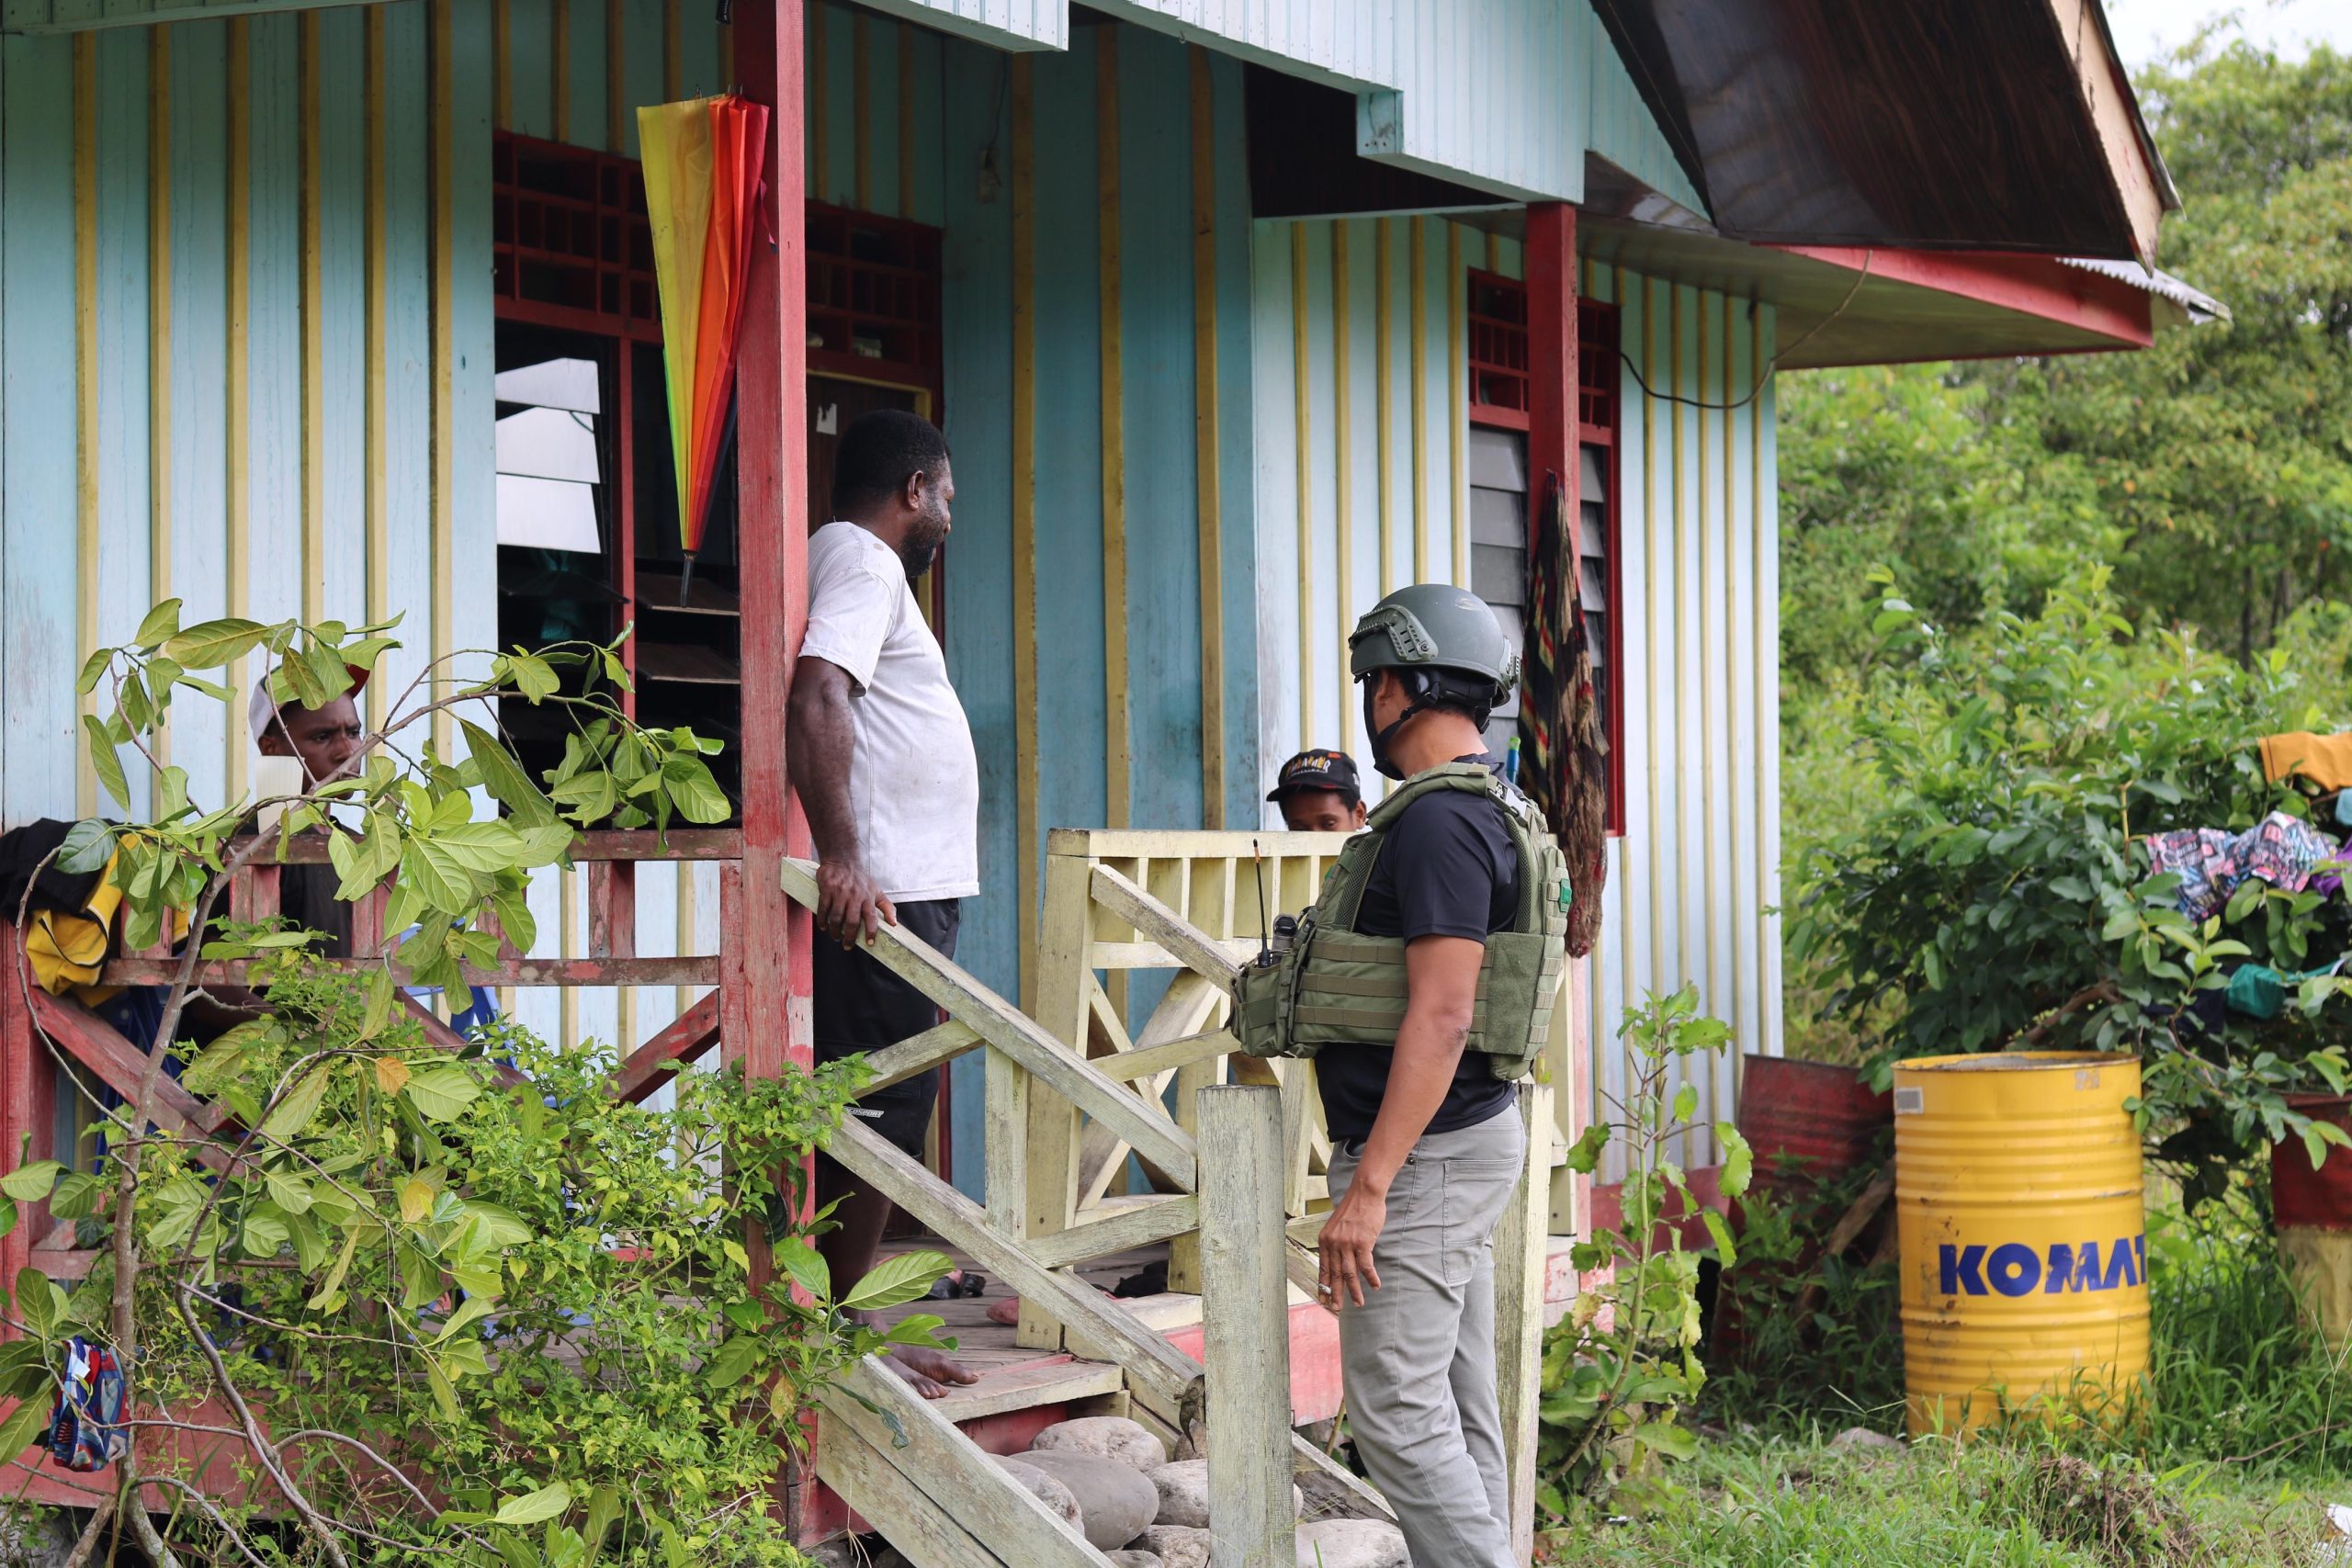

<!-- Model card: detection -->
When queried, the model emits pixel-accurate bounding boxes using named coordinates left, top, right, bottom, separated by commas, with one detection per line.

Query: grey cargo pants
left=1327, top=1102, right=1527, bottom=1568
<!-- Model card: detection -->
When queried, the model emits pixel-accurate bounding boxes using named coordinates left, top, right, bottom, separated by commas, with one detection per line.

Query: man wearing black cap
left=1267, top=749, right=1369, bottom=834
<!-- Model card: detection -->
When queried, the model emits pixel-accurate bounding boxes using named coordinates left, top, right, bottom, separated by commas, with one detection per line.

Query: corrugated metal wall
left=1250, top=229, right=1781, bottom=1174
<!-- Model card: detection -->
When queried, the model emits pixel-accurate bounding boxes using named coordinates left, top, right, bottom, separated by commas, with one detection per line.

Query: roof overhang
left=1577, top=218, right=2217, bottom=368
left=1591, top=0, right=2177, bottom=265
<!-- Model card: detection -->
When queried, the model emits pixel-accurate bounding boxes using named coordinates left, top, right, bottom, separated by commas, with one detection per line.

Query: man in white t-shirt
left=788, top=408, right=981, bottom=1397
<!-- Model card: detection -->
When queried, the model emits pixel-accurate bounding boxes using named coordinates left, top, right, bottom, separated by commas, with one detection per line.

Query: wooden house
left=0, top=0, right=2197, bottom=1556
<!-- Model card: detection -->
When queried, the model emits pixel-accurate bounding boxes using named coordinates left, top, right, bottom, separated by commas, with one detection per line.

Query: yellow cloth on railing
left=23, top=851, right=188, bottom=1006
left=2260, top=731, right=2352, bottom=792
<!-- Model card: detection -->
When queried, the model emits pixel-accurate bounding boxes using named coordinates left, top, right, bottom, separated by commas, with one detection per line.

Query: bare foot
left=886, top=1345, right=979, bottom=1399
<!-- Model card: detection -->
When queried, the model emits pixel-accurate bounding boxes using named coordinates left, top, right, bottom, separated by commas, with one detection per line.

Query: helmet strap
left=1363, top=672, right=1438, bottom=782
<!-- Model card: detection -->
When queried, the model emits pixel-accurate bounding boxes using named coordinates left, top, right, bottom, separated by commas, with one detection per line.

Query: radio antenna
left=1251, top=838, right=1273, bottom=965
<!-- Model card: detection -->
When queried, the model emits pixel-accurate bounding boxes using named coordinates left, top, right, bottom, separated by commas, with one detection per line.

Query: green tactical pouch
left=1229, top=763, right=1571, bottom=1082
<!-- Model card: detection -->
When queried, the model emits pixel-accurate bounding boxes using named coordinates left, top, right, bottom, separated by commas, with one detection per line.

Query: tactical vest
left=1232, top=762, right=1570, bottom=1081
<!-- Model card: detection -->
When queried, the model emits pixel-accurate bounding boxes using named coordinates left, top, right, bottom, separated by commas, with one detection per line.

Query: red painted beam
left=1771, top=246, right=2154, bottom=348
left=608, top=988, right=724, bottom=1103
left=1524, top=203, right=1580, bottom=558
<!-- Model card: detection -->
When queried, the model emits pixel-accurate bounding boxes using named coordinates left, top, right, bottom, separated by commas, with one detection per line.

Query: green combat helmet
left=1348, top=583, right=1521, bottom=781
left=1233, top=585, right=1570, bottom=1082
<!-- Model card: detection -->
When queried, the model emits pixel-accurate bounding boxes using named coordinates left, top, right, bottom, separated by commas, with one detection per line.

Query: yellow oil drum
left=1894, top=1052, right=2149, bottom=1437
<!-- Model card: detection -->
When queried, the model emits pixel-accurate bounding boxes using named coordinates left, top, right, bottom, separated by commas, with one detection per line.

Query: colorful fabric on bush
left=2143, top=811, right=2345, bottom=921
left=45, top=1337, right=127, bottom=1473
left=2260, top=731, right=2352, bottom=792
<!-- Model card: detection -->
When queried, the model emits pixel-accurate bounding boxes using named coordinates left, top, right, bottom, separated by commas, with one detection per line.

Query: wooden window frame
left=1466, top=275, right=1628, bottom=837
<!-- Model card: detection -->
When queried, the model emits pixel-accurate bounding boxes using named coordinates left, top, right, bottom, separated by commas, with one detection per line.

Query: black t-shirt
left=1315, top=754, right=1521, bottom=1142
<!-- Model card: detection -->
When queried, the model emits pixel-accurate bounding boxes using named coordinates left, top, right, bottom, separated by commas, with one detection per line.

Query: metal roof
left=2059, top=257, right=2231, bottom=325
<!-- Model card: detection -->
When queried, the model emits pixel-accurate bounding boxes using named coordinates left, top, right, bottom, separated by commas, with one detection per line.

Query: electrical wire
left=1606, top=248, right=1875, bottom=413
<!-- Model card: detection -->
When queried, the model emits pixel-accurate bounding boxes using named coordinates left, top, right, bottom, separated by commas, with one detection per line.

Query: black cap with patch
left=1267, top=749, right=1363, bottom=805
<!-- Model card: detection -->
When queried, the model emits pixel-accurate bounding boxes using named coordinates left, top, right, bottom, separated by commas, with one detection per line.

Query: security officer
left=1317, top=583, right=1530, bottom=1568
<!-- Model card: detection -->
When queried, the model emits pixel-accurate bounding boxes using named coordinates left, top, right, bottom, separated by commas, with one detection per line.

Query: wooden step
left=930, top=1355, right=1125, bottom=1425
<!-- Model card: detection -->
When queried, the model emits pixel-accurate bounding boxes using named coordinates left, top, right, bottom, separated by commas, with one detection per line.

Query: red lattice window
left=1466, top=269, right=1530, bottom=427
left=492, top=133, right=660, bottom=341
left=807, top=204, right=944, bottom=402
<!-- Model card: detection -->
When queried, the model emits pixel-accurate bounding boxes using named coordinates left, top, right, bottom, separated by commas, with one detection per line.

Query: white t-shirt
left=798, top=522, right=980, bottom=902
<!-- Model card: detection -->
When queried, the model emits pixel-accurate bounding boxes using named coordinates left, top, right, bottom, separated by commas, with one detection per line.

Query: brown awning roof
left=1591, top=0, right=2176, bottom=265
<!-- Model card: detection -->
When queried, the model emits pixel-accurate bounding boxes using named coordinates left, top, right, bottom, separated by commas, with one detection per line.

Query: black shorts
left=812, top=897, right=960, bottom=1157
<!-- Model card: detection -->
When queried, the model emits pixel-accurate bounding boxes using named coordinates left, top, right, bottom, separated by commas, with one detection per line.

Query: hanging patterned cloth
left=1517, top=469, right=1609, bottom=957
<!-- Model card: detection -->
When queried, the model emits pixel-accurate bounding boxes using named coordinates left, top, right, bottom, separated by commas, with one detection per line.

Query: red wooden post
left=1524, top=202, right=1580, bottom=554
left=0, top=928, right=41, bottom=1307
left=727, top=0, right=811, bottom=1096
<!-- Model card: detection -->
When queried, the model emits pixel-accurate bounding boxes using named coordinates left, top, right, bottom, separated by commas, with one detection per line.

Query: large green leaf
left=461, top=719, right=560, bottom=827
left=0, top=1162, right=64, bottom=1203
left=161, top=616, right=267, bottom=670
left=261, top=1064, right=333, bottom=1142
left=403, top=1064, right=485, bottom=1123
left=0, top=1388, right=52, bottom=1459
left=493, top=1483, right=574, bottom=1528
left=81, top=715, right=130, bottom=811
left=840, top=1249, right=953, bottom=1314
left=14, top=1269, right=56, bottom=1339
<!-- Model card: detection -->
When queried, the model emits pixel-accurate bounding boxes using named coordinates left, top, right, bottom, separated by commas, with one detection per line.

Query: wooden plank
left=1023, top=845, right=1093, bottom=1348
left=1188, top=41, right=1224, bottom=831
left=607, top=988, right=722, bottom=1103
left=586, top=860, right=638, bottom=958
left=929, top=1356, right=1125, bottom=1425
left=1493, top=1081, right=1553, bottom=1566
left=27, top=987, right=222, bottom=1141
left=1098, top=1029, right=1231, bottom=1085
left=105, top=954, right=720, bottom=987
left=1292, top=1432, right=1396, bottom=1524
left=1030, top=1194, right=1199, bottom=1269
left=1098, top=22, right=1128, bottom=839
left=860, top=1018, right=983, bottom=1095
left=1089, top=938, right=1259, bottom=972
left=1010, top=51, right=1039, bottom=1010
left=1291, top=222, right=1315, bottom=741
left=1088, top=866, right=1240, bottom=984
left=820, top=1358, right=1112, bottom=1568
left=824, top=1117, right=1205, bottom=1427
left=782, top=860, right=1196, bottom=1190
left=815, top=1417, right=1012, bottom=1568
left=1196, top=1085, right=1293, bottom=1567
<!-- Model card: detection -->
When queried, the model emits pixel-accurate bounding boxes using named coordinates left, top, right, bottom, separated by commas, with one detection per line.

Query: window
left=1465, top=271, right=1624, bottom=833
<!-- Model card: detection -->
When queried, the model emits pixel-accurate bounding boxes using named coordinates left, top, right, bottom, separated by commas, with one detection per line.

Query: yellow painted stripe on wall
left=74, top=34, right=98, bottom=817
left=1011, top=54, right=1038, bottom=1006
left=1448, top=222, right=1465, bottom=589
left=664, top=0, right=682, bottom=99
left=151, top=27, right=174, bottom=768
left=362, top=8, right=385, bottom=728
left=676, top=864, right=696, bottom=1014
left=552, top=0, right=571, bottom=145
left=432, top=0, right=457, bottom=760
left=1332, top=222, right=1353, bottom=757
left=897, top=21, right=915, bottom=219
left=1098, top=28, right=1128, bottom=831
left=1699, top=294, right=1721, bottom=1029
left=227, top=19, right=254, bottom=805
left=1190, top=44, right=1224, bottom=829
left=605, top=0, right=624, bottom=152
left=1374, top=220, right=1392, bottom=598
left=1409, top=217, right=1428, bottom=586
left=1751, top=300, right=1771, bottom=1066
left=853, top=9, right=871, bottom=211
left=493, top=0, right=512, bottom=130
left=560, top=865, right=579, bottom=1048
left=808, top=1, right=827, bottom=201
left=1292, top=226, right=1313, bottom=748
left=366, top=10, right=390, bottom=731
left=300, top=16, right=325, bottom=626
left=1645, top=274, right=1666, bottom=993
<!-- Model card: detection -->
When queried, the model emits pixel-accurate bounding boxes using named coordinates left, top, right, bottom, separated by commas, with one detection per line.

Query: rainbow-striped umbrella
left=638, top=94, right=769, bottom=601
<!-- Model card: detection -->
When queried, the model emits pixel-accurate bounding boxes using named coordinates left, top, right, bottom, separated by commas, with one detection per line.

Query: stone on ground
left=1014, top=1448, right=1161, bottom=1550
left=1148, top=1458, right=1302, bottom=1529
left=1295, top=1517, right=1410, bottom=1568
left=1829, top=1426, right=1904, bottom=1454
left=1106, top=1553, right=1164, bottom=1568
left=1134, top=1525, right=1214, bottom=1568
left=990, top=1454, right=1086, bottom=1529
left=1030, top=1415, right=1170, bottom=1472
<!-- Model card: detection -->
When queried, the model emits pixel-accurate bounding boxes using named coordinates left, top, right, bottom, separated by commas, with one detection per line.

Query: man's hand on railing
left=813, top=858, right=897, bottom=949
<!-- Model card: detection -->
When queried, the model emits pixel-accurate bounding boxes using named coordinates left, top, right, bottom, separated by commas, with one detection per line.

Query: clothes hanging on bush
left=2142, top=811, right=2345, bottom=922
left=2224, top=958, right=2347, bottom=1021
left=2260, top=731, right=2352, bottom=793
left=44, top=1337, right=127, bottom=1473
